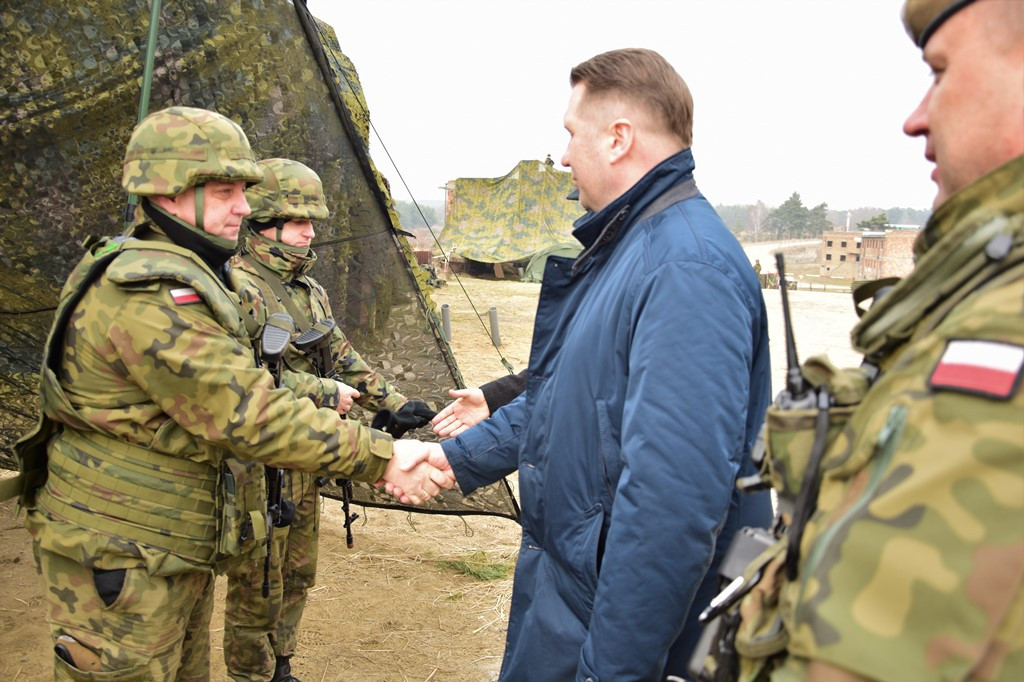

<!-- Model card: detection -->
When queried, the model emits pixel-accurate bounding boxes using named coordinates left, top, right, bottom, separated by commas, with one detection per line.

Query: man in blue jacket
left=425, top=48, right=772, bottom=681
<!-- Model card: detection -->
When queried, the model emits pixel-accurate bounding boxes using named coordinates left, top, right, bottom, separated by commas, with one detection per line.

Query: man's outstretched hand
left=431, top=388, right=490, bottom=438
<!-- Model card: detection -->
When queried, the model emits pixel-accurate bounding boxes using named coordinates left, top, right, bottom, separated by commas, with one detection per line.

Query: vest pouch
left=762, top=356, right=869, bottom=507
left=216, top=457, right=268, bottom=566
left=763, top=404, right=856, bottom=504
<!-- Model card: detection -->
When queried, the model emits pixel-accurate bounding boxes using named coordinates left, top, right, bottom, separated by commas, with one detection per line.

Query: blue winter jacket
left=443, top=149, right=772, bottom=681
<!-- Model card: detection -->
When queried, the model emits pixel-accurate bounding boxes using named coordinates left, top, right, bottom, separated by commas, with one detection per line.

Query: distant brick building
left=819, top=231, right=863, bottom=277
left=819, top=228, right=921, bottom=279
left=858, top=229, right=919, bottom=279
left=859, top=231, right=887, bottom=279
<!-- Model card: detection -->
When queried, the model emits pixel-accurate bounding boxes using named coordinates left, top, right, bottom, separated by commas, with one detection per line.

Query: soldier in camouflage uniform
left=223, top=158, right=433, bottom=682
left=0, top=106, right=453, bottom=681
left=708, top=1, right=1023, bottom=680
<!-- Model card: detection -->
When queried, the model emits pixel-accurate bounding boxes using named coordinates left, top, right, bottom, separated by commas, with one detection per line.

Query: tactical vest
left=2, top=236, right=268, bottom=571
left=694, top=157, right=1024, bottom=682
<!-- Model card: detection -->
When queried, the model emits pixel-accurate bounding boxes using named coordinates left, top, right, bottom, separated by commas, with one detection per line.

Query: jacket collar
left=571, top=149, right=696, bottom=273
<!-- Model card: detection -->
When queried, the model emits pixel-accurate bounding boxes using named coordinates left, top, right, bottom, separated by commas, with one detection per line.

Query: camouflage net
left=441, top=159, right=581, bottom=264
left=0, top=0, right=518, bottom=521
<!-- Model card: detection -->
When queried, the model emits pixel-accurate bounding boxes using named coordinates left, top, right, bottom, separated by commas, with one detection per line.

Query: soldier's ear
left=149, top=193, right=183, bottom=217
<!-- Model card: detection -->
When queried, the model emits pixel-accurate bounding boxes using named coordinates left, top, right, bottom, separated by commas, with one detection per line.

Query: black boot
left=271, top=655, right=302, bottom=682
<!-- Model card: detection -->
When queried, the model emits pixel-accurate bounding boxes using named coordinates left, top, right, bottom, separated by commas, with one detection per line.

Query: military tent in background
left=441, top=159, right=582, bottom=276
left=0, top=0, right=518, bottom=521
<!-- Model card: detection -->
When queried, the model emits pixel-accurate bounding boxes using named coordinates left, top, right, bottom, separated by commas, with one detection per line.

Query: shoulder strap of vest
left=299, top=275, right=332, bottom=321
left=851, top=277, right=902, bottom=319
left=221, top=264, right=262, bottom=341
left=46, top=248, right=126, bottom=372
left=858, top=221, right=1024, bottom=364
left=240, top=254, right=312, bottom=332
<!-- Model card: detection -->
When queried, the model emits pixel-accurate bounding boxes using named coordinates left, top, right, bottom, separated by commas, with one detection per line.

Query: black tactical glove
left=370, top=400, right=436, bottom=439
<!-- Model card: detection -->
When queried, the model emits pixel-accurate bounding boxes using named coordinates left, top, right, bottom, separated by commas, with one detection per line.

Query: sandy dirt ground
left=0, top=239, right=861, bottom=680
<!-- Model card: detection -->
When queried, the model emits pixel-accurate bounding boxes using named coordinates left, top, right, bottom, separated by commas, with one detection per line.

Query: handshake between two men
left=378, top=440, right=454, bottom=505
left=353, top=398, right=457, bottom=506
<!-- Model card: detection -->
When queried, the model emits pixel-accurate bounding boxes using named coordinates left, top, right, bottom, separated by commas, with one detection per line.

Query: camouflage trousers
left=224, top=469, right=321, bottom=681
left=33, top=541, right=214, bottom=681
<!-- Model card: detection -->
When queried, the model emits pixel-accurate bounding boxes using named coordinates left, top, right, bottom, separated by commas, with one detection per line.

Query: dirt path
left=1, top=259, right=861, bottom=680
left=0, top=496, right=518, bottom=682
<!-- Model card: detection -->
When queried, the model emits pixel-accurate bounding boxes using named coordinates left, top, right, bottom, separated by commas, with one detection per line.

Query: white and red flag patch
left=170, top=287, right=201, bottom=305
left=929, top=339, right=1024, bottom=400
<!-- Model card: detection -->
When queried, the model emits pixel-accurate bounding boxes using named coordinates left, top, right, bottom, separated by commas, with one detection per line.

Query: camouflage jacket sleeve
left=778, top=277, right=1024, bottom=681
left=280, top=367, right=341, bottom=410
left=229, top=263, right=341, bottom=409
left=107, top=281, right=392, bottom=482
left=311, top=280, right=407, bottom=412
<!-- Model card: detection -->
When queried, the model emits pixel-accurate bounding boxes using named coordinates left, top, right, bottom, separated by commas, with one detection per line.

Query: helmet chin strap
left=194, top=185, right=205, bottom=231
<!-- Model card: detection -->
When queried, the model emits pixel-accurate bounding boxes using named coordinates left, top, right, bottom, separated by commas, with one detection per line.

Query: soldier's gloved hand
left=371, top=400, right=436, bottom=439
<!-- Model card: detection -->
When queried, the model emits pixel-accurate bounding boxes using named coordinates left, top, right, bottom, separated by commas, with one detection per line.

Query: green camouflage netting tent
left=441, top=160, right=582, bottom=272
left=0, top=0, right=518, bottom=521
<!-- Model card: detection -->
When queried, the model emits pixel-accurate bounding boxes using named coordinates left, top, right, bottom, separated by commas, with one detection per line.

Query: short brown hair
left=570, top=48, right=693, bottom=147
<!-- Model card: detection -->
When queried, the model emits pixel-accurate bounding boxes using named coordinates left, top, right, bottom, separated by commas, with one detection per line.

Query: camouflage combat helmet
left=122, top=106, right=263, bottom=196
left=245, top=158, right=331, bottom=223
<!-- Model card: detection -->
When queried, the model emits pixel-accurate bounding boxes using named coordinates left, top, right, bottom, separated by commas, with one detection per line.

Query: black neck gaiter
left=142, top=199, right=237, bottom=273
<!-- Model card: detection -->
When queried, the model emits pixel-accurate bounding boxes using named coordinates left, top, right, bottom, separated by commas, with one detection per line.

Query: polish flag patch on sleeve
left=170, top=287, right=201, bottom=305
left=929, top=339, right=1024, bottom=400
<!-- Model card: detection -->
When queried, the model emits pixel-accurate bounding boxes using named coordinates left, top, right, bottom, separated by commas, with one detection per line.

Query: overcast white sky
left=306, top=0, right=936, bottom=212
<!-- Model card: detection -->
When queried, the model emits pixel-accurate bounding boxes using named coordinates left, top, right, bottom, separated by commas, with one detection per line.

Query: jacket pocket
left=91, top=569, right=126, bottom=608
left=563, top=503, right=605, bottom=619
left=595, top=399, right=621, bottom=503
